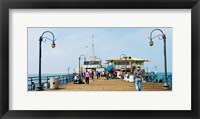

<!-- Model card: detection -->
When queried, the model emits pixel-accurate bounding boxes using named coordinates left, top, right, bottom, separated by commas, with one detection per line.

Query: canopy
left=106, top=65, right=114, bottom=71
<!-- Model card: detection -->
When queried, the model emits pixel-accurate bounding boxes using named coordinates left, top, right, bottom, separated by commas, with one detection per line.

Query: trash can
left=50, top=78, right=59, bottom=89
left=129, top=75, right=134, bottom=82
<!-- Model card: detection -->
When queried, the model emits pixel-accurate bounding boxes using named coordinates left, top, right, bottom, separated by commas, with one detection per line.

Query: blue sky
left=28, top=27, right=172, bottom=74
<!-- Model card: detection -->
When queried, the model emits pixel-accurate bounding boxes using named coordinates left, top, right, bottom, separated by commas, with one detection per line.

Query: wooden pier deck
left=47, top=77, right=172, bottom=91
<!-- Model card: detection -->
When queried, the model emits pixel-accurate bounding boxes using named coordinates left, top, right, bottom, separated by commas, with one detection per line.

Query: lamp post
left=67, top=66, right=71, bottom=80
left=99, top=57, right=102, bottom=68
left=148, top=29, right=169, bottom=90
left=37, top=31, right=56, bottom=91
left=120, top=54, right=127, bottom=73
left=79, top=54, right=86, bottom=79
left=67, top=66, right=71, bottom=75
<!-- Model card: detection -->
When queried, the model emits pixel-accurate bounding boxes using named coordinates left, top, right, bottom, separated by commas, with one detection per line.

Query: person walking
left=98, top=71, right=101, bottom=78
left=91, top=71, right=94, bottom=81
left=31, top=82, right=35, bottom=91
left=106, top=71, right=109, bottom=80
left=85, top=71, right=90, bottom=84
left=96, top=71, right=99, bottom=79
left=134, top=65, right=143, bottom=91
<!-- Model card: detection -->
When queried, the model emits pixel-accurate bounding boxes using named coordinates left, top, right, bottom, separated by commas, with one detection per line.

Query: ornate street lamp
left=148, top=29, right=169, bottom=90
left=37, top=31, right=56, bottom=91
left=98, top=57, right=102, bottom=67
left=79, top=54, right=86, bottom=79
left=120, top=54, right=126, bottom=58
left=67, top=66, right=71, bottom=80
left=67, top=66, right=71, bottom=75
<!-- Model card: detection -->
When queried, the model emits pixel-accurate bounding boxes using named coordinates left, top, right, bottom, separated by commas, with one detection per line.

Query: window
left=84, top=61, right=101, bottom=65
left=114, top=61, right=129, bottom=65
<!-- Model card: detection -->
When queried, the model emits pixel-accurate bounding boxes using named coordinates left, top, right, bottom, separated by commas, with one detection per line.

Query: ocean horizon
left=28, top=72, right=172, bottom=80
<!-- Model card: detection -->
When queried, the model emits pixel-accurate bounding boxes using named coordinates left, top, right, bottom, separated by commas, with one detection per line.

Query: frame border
left=0, top=0, right=199, bottom=119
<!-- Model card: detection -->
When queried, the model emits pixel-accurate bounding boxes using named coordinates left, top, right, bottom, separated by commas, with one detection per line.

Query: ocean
left=156, top=72, right=172, bottom=78
left=28, top=72, right=172, bottom=82
left=28, top=73, right=69, bottom=77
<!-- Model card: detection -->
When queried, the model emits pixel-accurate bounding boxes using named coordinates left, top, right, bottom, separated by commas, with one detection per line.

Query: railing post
left=62, top=76, right=64, bottom=84
left=65, top=75, right=67, bottom=83
left=30, top=78, right=32, bottom=91
left=46, top=77, right=48, bottom=87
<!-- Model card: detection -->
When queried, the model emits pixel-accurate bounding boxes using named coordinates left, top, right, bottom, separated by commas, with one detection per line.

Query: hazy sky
left=28, top=27, right=172, bottom=74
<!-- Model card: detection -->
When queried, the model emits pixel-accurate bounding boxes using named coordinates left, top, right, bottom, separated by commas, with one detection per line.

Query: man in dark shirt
left=134, top=65, right=143, bottom=91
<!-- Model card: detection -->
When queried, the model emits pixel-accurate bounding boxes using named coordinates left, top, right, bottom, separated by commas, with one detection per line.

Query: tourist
left=73, top=74, right=79, bottom=84
left=120, top=71, right=123, bottom=79
left=96, top=71, right=99, bottom=79
left=110, top=70, right=114, bottom=79
left=111, top=72, right=114, bottom=79
left=91, top=71, right=94, bottom=81
left=117, top=71, right=121, bottom=79
left=82, top=72, right=84, bottom=78
left=31, top=82, right=35, bottom=91
left=114, top=71, right=116, bottom=78
left=102, top=71, right=104, bottom=77
left=98, top=71, right=101, bottom=78
left=133, top=65, right=143, bottom=91
left=85, top=71, right=90, bottom=84
left=106, top=71, right=109, bottom=80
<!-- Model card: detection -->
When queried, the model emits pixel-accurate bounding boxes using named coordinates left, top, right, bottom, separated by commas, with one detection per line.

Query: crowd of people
left=81, top=71, right=111, bottom=84
left=73, top=65, right=144, bottom=91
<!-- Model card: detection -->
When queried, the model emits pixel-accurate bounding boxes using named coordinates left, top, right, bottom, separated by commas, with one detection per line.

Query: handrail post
left=30, top=78, right=32, bottom=91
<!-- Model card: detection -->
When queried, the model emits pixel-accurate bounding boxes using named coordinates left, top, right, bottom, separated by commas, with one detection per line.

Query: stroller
left=73, top=75, right=83, bottom=84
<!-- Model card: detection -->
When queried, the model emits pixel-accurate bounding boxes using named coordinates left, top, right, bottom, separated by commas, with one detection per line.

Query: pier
left=46, top=77, right=171, bottom=91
